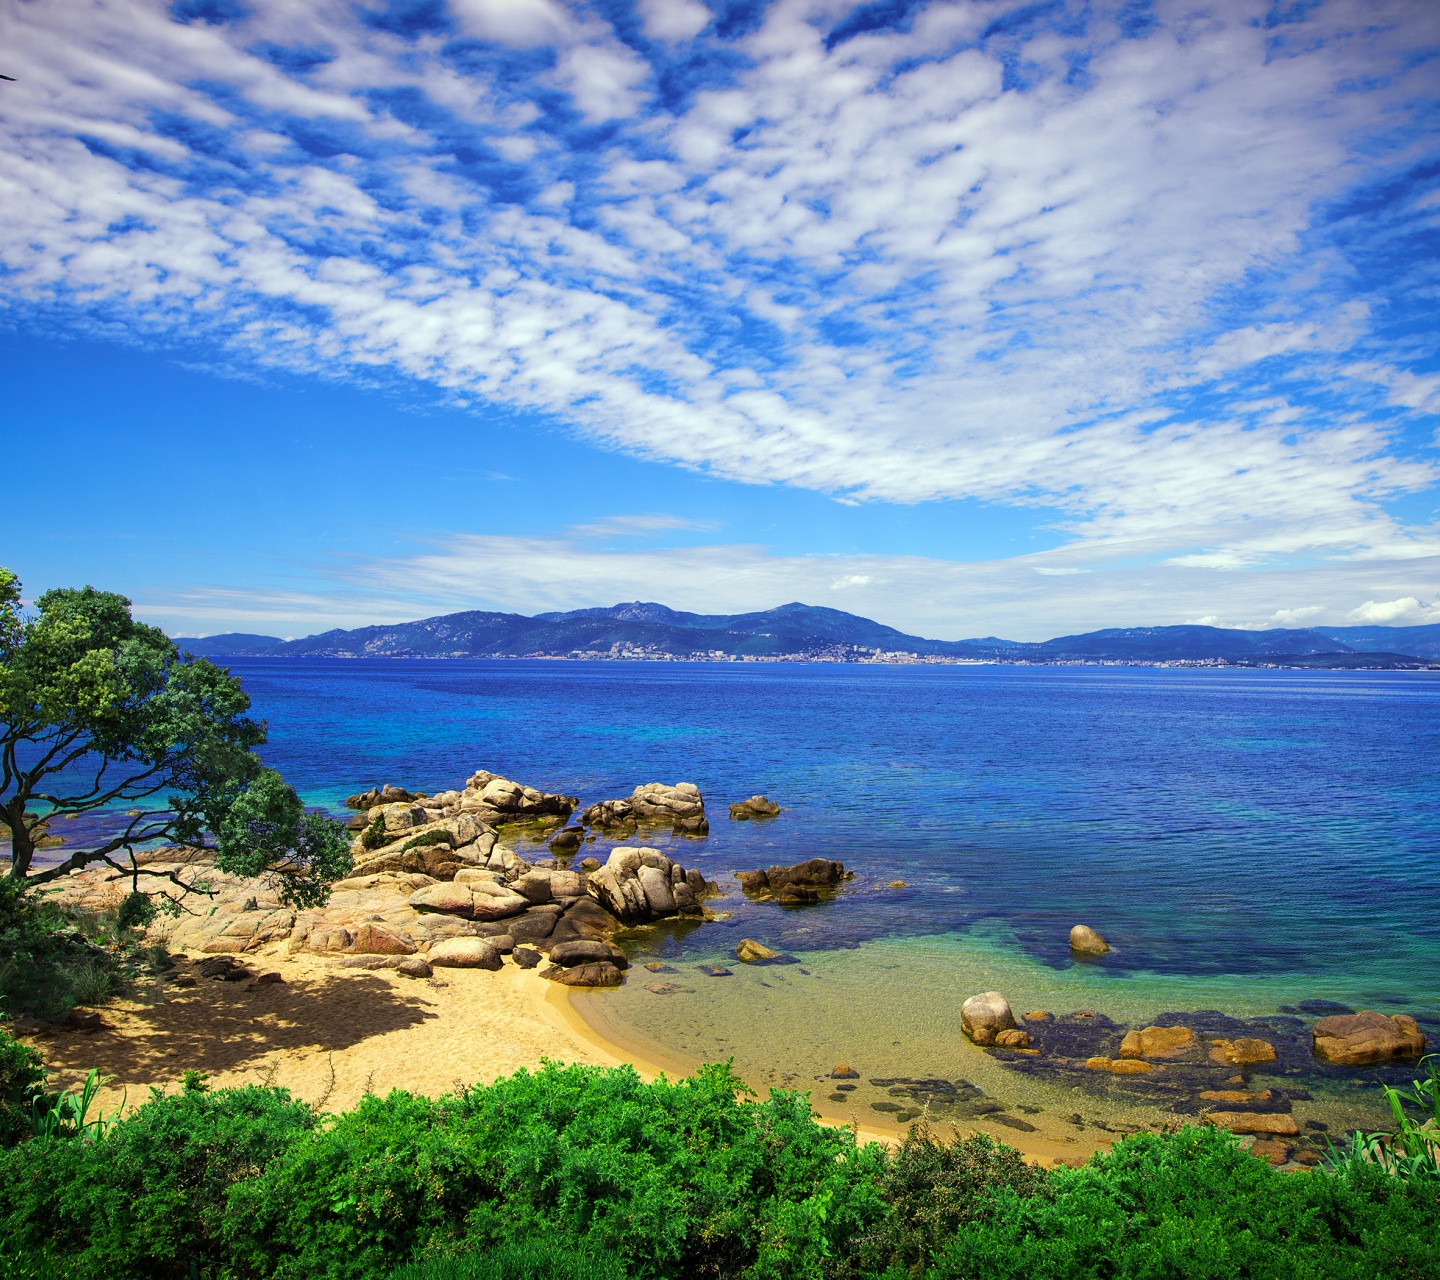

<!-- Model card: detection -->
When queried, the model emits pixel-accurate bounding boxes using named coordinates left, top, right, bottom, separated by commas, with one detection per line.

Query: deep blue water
left=225, top=658, right=1440, bottom=991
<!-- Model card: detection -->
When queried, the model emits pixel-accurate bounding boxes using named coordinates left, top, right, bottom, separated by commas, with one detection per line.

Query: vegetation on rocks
left=0, top=1034, right=1435, bottom=1280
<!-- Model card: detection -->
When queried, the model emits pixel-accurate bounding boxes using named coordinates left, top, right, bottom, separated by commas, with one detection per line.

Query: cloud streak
left=2, top=0, right=1439, bottom=578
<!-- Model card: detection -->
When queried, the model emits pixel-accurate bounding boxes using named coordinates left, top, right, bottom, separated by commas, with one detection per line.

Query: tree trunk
left=4, top=800, right=33, bottom=879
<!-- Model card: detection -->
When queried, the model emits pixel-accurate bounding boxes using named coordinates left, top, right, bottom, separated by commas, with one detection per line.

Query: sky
left=2, top=0, right=1439, bottom=642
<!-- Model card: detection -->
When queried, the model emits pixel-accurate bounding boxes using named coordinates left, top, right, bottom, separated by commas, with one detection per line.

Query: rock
left=351, top=922, right=416, bottom=956
left=580, top=857, right=601, bottom=872
left=831, top=1065, right=860, bottom=1079
left=1311, top=1011, right=1426, bottom=1065
left=1209, top=1037, right=1277, bottom=1066
left=738, top=859, right=845, bottom=899
left=1199, top=1090, right=1274, bottom=1108
left=508, top=911, right=559, bottom=943
left=467, top=881, right=531, bottom=921
left=1205, top=1112, right=1300, bottom=1136
left=547, top=939, right=629, bottom=969
left=736, top=939, right=780, bottom=963
left=626, top=781, right=709, bottom=835
left=994, top=1029, right=1033, bottom=1049
left=408, top=882, right=478, bottom=917
left=644, top=982, right=683, bottom=994
left=346, top=814, right=369, bottom=831
left=580, top=798, right=637, bottom=835
left=346, top=784, right=415, bottom=809
left=697, top=965, right=733, bottom=977
left=961, top=991, right=1016, bottom=1046
left=1069, top=925, right=1110, bottom=956
left=777, top=885, right=820, bottom=906
left=513, top=946, right=542, bottom=969
left=1118, top=1026, right=1193, bottom=1059
left=428, top=938, right=503, bottom=970
left=1248, top=1139, right=1293, bottom=1166
left=729, top=795, right=780, bottom=820
left=1085, top=1057, right=1153, bottom=1074
left=458, top=771, right=578, bottom=826
left=513, top=870, right=556, bottom=904
left=340, top=955, right=397, bottom=970
left=542, top=961, right=624, bottom=987
left=586, top=846, right=706, bottom=925
left=252, top=971, right=284, bottom=986
left=67, top=1009, right=104, bottom=1031
left=644, top=961, right=677, bottom=973
left=396, top=957, right=433, bottom=979
left=549, top=827, right=584, bottom=852
left=1024, top=1010, right=1053, bottom=1023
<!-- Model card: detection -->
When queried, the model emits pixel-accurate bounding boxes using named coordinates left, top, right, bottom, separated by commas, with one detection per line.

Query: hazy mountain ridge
left=173, top=604, right=1440, bottom=666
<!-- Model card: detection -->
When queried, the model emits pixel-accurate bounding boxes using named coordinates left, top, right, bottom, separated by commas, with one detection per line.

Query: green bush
left=917, top=1125, right=1440, bottom=1279
left=387, top=1238, right=628, bottom=1280
left=361, top=815, right=389, bottom=850
left=0, top=1028, right=44, bottom=1147
left=0, top=1082, right=317, bottom=1280
left=222, top=1060, right=888, bottom=1280
left=400, top=829, right=454, bottom=854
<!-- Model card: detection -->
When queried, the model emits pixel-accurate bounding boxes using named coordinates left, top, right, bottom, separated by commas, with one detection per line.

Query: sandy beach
left=20, top=937, right=1105, bottom=1168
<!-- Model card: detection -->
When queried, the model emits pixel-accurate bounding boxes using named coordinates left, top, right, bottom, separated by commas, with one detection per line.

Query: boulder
left=513, top=946, right=542, bottom=969
left=549, top=827, right=584, bottom=852
left=543, top=960, right=624, bottom=987
left=396, top=957, right=433, bottom=979
left=736, top=939, right=780, bottom=963
left=738, top=859, right=845, bottom=899
left=627, top=782, right=709, bottom=835
left=580, top=799, right=637, bottom=835
left=587, top=847, right=706, bottom=925
left=831, top=1065, right=860, bottom=1079
left=467, top=880, right=531, bottom=921
left=513, top=871, right=556, bottom=904
left=1209, top=1037, right=1277, bottom=1066
left=458, top=771, right=577, bottom=826
left=1205, top=1112, right=1300, bottom=1137
left=1118, top=1026, right=1193, bottom=1059
left=1312, top=1011, right=1426, bottom=1065
left=994, top=1029, right=1033, bottom=1049
left=1248, top=1139, right=1293, bottom=1166
left=428, top=938, right=503, bottom=970
left=346, top=784, right=415, bottom=809
left=729, top=795, right=781, bottom=820
left=350, top=922, right=416, bottom=956
left=961, top=991, right=1016, bottom=1046
left=508, top=911, right=559, bottom=943
left=408, top=883, right=478, bottom=917
left=1069, top=925, right=1110, bottom=956
left=547, top=939, right=629, bottom=970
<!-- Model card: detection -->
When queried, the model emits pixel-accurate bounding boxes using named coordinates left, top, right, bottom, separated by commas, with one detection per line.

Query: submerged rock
left=961, top=991, right=1016, bottom=1046
left=736, top=938, right=781, bottom=963
left=1311, top=1011, right=1426, bottom=1065
left=729, top=795, right=781, bottom=820
left=737, top=859, right=846, bottom=904
left=1209, top=1037, right=1277, bottom=1066
left=1118, top=1026, right=1193, bottom=1059
left=1205, top=1111, right=1300, bottom=1136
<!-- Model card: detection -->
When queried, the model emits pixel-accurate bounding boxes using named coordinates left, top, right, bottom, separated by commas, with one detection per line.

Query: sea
left=34, top=658, right=1440, bottom=1134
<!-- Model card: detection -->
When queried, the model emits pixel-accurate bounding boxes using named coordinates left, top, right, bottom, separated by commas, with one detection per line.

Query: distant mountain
left=165, top=605, right=1440, bottom=667
left=1313, top=623, right=1440, bottom=660
left=173, top=633, right=286, bottom=656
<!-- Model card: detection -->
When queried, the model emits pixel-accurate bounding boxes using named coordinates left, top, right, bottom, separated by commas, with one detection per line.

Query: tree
left=0, top=567, right=350, bottom=906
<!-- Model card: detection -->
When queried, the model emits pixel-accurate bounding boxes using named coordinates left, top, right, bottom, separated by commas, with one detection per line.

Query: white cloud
left=1347, top=597, right=1440, bottom=624
left=1, top=0, right=1439, bottom=591
left=831, top=574, right=873, bottom=588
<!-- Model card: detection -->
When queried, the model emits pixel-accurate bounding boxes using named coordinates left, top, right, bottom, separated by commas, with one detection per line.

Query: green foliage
left=216, top=768, right=353, bottom=909
left=116, top=892, right=157, bottom=932
left=27, top=1067, right=120, bottom=1144
left=222, top=1059, right=888, bottom=1280
left=918, top=1125, right=1440, bottom=1279
left=1328, top=1054, right=1440, bottom=1185
left=400, top=829, right=453, bottom=853
left=387, top=1238, right=629, bottom=1280
left=0, top=1027, right=45, bottom=1147
left=0, top=878, right=123, bottom=1019
left=0, top=1082, right=317, bottom=1280
left=361, top=814, right=389, bottom=850
left=840, top=1124, right=1049, bottom=1277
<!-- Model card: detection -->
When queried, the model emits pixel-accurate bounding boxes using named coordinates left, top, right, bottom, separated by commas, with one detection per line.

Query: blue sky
left=2, top=0, right=1438, bottom=640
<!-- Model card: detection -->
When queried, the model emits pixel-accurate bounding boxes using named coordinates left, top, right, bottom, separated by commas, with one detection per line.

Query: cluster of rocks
left=956, top=989, right=1431, bottom=1165
left=736, top=858, right=848, bottom=906
left=346, top=772, right=578, bottom=832
left=582, top=782, right=710, bottom=837
left=729, top=795, right=780, bottom=821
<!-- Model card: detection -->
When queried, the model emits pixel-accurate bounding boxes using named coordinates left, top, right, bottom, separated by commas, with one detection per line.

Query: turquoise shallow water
left=151, top=658, right=1440, bottom=1131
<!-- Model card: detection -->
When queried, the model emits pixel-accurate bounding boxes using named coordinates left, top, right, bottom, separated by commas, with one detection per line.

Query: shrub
left=1329, top=1053, right=1440, bottom=1185
left=0, top=1028, right=44, bottom=1147
left=0, top=1082, right=317, bottom=1280
left=918, top=1125, right=1440, bottom=1279
left=222, top=1061, right=888, bottom=1280
left=400, top=830, right=454, bottom=854
left=387, top=1238, right=628, bottom=1280
left=361, top=816, right=389, bottom=850
left=840, top=1124, right=1049, bottom=1276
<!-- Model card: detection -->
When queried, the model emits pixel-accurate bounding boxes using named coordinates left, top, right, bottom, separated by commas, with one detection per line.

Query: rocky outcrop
left=1118, top=1026, right=1193, bottom=1059
left=729, top=795, right=780, bottom=820
left=345, top=784, right=417, bottom=809
left=456, top=771, right=578, bottom=826
left=1311, top=1011, right=1426, bottom=1065
left=580, top=799, right=637, bottom=836
left=961, top=991, right=1016, bottom=1046
left=1069, top=925, right=1110, bottom=956
left=585, top=847, right=712, bottom=925
left=736, top=858, right=846, bottom=905
left=585, top=783, right=709, bottom=836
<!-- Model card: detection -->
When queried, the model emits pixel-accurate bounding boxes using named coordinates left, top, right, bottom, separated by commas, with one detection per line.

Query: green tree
left=0, top=567, right=349, bottom=905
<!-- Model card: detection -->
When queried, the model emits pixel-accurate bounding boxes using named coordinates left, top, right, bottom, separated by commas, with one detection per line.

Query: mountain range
left=172, top=603, right=1440, bottom=667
